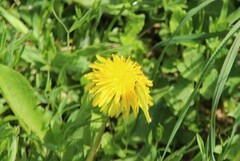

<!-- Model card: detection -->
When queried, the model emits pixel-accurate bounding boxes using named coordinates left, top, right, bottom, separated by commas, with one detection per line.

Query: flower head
left=85, top=54, right=153, bottom=123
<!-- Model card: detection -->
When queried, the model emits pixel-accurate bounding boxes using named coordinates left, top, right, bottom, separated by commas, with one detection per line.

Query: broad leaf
left=0, top=64, right=51, bottom=141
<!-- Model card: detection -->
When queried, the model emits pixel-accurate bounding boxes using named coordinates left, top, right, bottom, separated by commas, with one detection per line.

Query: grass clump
left=0, top=0, right=240, bottom=160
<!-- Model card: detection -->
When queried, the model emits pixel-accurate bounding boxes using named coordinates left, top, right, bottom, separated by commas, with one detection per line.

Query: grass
left=0, top=0, right=240, bottom=160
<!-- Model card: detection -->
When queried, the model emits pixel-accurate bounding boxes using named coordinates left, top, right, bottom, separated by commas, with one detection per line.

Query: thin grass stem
left=86, top=119, right=107, bottom=161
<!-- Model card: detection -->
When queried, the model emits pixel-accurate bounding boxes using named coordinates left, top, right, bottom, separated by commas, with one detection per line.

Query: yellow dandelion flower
left=85, top=54, right=153, bottom=123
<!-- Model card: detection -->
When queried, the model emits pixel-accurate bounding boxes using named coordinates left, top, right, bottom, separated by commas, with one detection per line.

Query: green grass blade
left=196, top=133, right=206, bottom=160
left=1, top=33, right=32, bottom=65
left=161, top=19, right=240, bottom=161
left=0, top=64, right=51, bottom=141
left=152, top=31, right=227, bottom=47
left=69, top=9, right=92, bottom=32
left=69, top=0, right=101, bottom=33
left=0, top=6, right=29, bottom=34
left=210, top=32, right=240, bottom=160
left=8, top=127, right=19, bottom=161
left=102, top=6, right=125, bottom=41
left=151, top=0, right=216, bottom=81
left=220, top=116, right=240, bottom=160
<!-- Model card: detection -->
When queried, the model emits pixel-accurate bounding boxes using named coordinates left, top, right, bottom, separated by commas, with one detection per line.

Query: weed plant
left=0, top=0, right=240, bottom=160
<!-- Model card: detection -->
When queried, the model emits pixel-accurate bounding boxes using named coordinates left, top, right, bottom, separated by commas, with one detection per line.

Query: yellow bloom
left=85, top=54, right=153, bottom=123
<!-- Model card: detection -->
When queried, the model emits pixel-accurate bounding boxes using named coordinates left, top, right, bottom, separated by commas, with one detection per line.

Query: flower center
left=109, top=61, right=136, bottom=93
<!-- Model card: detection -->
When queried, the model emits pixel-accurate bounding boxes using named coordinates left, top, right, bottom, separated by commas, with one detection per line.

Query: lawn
left=0, top=0, right=240, bottom=160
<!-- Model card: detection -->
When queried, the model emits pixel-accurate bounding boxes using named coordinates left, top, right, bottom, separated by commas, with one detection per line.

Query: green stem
left=86, top=119, right=107, bottom=161
left=52, top=3, right=70, bottom=47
